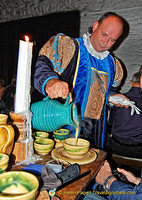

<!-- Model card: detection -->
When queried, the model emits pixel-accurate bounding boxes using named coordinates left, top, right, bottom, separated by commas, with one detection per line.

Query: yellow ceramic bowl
left=0, top=153, right=9, bottom=173
left=34, top=138, right=54, bottom=155
left=63, top=138, right=90, bottom=156
left=33, top=131, right=49, bottom=139
left=0, top=171, right=39, bottom=200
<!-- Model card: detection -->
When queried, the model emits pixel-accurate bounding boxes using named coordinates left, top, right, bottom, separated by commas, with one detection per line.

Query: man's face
left=90, top=16, right=123, bottom=52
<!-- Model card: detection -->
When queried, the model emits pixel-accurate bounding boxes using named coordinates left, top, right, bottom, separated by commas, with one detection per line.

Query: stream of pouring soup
left=75, top=123, right=79, bottom=145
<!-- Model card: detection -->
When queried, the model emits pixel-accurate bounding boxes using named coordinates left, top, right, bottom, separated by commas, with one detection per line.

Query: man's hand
left=95, top=161, right=116, bottom=185
left=108, top=94, right=130, bottom=108
left=45, top=78, right=72, bottom=101
left=117, top=168, right=141, bottom=185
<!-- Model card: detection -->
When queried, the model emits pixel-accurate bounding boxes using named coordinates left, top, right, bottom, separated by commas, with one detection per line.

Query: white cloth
left=109, top=96, right=141, bottom=115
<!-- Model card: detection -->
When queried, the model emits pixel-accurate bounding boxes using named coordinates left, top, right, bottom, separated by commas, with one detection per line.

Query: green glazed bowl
left=53, top=129, right=69, bottom=141
left=33, top=131, right=49, bottom=139
left=0, top=171, right=39, bottom=199
left=34, top=138, right=54, bottom=155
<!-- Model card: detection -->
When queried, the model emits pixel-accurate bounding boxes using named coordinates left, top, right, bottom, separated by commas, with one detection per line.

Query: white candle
left=15, top=36, right=33, bottom=113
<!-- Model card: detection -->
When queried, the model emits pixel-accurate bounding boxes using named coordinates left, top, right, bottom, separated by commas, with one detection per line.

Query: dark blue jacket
left=109, top=87, right=142, bottom=144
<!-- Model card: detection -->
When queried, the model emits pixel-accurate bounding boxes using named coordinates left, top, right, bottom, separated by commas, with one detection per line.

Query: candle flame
left=25, top=35, right=29, bottom=42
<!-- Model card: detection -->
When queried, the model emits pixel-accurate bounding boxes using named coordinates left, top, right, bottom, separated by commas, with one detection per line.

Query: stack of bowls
left=0, top=171, right=39, bottom=200
left=33, top=130, right=54, bottom=155
left=53, top=129, right=69, bottom=148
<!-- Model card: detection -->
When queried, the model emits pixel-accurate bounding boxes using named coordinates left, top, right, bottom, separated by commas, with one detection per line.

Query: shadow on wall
left=110, top=17, right=130, bottom=91
left=110, top=17, right=130, bottom=52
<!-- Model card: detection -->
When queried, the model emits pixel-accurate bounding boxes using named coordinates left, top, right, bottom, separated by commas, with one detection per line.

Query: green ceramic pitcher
left=30, top=96, right=79, bottom=132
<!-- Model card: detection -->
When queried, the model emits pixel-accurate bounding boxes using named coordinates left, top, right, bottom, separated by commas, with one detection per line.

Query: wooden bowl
left=0, top=171, right=39, bottom=200
left=34, top=138, right=54, bottom=155
left=63, top=138, right=90, bottom=156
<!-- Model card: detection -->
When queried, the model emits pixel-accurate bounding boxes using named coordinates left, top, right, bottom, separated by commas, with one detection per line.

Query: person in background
left=106, top=70, right=142, bottom=158
left=94, top=160, right=142, bottom=200
left=0, top=77, right=6, bottom=100
left=1, top=75, right=16, bottom=115
left=0, top=77, right=6, bottom=113
left=33, top=12, right=129, bottom=149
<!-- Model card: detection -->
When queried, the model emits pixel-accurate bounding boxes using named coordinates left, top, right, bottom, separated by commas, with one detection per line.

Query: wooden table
left=10, top=149, right=107, bottom=200
left=55, top=149, right=106, bottom=200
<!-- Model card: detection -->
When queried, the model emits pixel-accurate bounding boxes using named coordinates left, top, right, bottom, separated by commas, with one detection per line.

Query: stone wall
left=0, top=0, right=142, bottom=92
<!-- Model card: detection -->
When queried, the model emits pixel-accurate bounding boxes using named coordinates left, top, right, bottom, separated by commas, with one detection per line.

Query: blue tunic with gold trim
left=34, top=33, right=123, bottom=148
